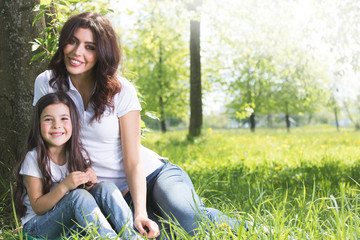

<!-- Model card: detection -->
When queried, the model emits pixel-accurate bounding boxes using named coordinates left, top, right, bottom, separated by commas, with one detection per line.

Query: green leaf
left=30, top=51, right=45, bottom=64
left=31, top=43, right=40, bottom=52
left=32, top=11, right=45, bottom=26
left=35, top=38, right=44, bottom=45
left=41, top=26, right=54, bottom=34
left=32, top=4, right=48, bottom=12
left=145, top=112, right=160, bottom=120
left=58, top=0, right=69, bottom=6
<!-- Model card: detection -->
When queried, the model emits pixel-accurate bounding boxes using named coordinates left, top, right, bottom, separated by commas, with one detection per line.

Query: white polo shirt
left=33, top=70, right=164, bottom=192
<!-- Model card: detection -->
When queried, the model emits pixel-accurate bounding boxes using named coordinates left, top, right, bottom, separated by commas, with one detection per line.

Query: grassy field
left=2, top=125, right=360, bottom=239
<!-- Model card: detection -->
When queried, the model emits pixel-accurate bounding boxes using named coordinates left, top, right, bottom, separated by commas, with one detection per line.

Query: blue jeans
left=23, top=182, right=138, bottom=239
left=125, top=162, right=243, bottom=237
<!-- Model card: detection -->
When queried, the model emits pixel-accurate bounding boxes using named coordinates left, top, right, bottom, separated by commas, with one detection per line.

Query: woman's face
left=63, top=27, right=98, bottom=79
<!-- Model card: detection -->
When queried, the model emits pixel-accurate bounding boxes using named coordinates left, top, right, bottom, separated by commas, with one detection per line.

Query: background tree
left=226, top=44, right=278, bottom=132
left=188, top=0, right=203, bottom=138
left=123, top=1, right=189, bottom=133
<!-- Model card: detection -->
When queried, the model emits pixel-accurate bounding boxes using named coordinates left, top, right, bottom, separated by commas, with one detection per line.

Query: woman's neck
left=69, top=72, right=96, bottom=110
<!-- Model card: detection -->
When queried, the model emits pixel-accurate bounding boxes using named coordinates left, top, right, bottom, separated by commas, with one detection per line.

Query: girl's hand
left=62, top=171, right=89, bottom=191
left=134, top=215, right=160, bottom=239
left=84, top=168, right=97, bottom=190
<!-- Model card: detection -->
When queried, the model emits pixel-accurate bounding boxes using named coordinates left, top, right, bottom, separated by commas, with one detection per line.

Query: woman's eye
left=68, top=39, right=76, bottom=45
left=86, top=45, right=96, bottom=50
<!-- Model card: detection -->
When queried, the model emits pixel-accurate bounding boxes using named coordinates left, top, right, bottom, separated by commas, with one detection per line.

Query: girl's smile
left=40, top=103, right=72, bottom=151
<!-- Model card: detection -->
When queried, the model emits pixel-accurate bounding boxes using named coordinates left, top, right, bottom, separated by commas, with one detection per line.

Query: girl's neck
left=48, top=146, right=67, bottom=166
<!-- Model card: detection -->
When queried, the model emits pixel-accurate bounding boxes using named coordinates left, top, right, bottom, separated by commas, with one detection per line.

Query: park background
left=1, top=0, right=360, bottom=239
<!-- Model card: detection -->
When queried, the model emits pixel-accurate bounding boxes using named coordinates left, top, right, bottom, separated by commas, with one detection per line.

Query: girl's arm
left=25, top=171, right=89, bottom=215
left=120, top=110, right=159, bottom=238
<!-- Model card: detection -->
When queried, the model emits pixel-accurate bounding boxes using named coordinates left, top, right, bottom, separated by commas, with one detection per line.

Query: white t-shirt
left=19, top=148, right=69, bottom=225
left=33, top=70, right=164, bottom=192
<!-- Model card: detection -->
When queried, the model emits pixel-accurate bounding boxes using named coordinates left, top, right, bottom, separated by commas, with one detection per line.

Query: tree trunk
left=249, top=113, right=255, bottom=132
left=158, top=43, right=167, bottom=133
left=285, top=102, right=290, bottom=132
left=267, top=114, right=273, bottom=128
left=0, top=0, right=46, bottom=177
left=334, top=106, right=339, bottom=132
left=159, top=96, right=167, bottom=133
left=188, top=0, right=202, bottom=139
left=307, top=114, right=312, bottom=125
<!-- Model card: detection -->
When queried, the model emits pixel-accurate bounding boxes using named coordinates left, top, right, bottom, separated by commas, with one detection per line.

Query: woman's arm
left=25, top=171, right=89, bottom=215
left=120, top=110, right=159, bottom=238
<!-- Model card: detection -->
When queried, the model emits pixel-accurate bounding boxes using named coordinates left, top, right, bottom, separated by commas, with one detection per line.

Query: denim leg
left=23, top=189, right=118, bottom=239
left=149, top=163, right=243, bottom=235
left=205, top=208, right=242, bottom=229
left=90, top=182, right=139, bottom=239
left=149, top=163, right=204, bottom=234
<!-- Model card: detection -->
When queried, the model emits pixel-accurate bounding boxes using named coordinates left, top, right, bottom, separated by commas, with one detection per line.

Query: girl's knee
left=92, top=181, right=118, bottom=195
left=68, top=189, right=95, bottom=206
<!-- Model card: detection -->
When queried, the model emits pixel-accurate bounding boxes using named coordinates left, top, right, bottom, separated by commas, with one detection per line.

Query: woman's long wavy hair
left=49, top=12, right=121, bottom=121
left=13, top=92, right=91, bottom=218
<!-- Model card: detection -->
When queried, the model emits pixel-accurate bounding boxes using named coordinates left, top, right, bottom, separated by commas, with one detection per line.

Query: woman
left=33, top=12, right=243, bottom=239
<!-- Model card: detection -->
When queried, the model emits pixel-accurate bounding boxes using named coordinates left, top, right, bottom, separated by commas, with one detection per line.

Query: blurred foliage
left=30, top=0, right=113, bottom=64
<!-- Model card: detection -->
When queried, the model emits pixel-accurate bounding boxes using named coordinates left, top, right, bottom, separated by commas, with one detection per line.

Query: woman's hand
left=84, top=168, right=97, bottom=190
left=62, top=171, right=89, bottom=191
left=134, top=215, right=160, bottom=239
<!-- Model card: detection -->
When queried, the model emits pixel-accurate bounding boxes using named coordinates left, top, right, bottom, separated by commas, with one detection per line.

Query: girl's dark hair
left=49, top=12, right=121, bottom=121
left=13, top=92, right=91, bottom=218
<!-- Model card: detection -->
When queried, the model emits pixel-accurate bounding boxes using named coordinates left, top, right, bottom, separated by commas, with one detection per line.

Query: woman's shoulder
left=118, top=76, right=136, bottom=89
left=35, top=70, right=54, bottom=84
left=115, top=76, right=138, bottom=98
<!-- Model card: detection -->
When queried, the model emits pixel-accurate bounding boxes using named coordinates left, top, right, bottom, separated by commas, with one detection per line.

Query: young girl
left=14, top=92, right=139, bottom=239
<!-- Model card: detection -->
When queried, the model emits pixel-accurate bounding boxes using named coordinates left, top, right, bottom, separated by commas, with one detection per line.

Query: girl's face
left=40, top=103, right=72, bottom=151
left=63, top=27, right=98, bottom=79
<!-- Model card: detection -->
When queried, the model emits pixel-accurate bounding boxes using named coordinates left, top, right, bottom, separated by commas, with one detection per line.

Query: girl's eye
left=61, top=117, right=70, bottom=121
left=44, top=118, right=52, bottom=122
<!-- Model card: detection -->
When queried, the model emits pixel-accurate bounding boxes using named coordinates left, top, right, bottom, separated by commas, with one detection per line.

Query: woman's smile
left=63, top=27, right=97, bottom=78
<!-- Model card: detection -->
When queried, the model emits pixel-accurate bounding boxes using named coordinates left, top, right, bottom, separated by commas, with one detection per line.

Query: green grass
left=2, top=125, right=360, bottom=239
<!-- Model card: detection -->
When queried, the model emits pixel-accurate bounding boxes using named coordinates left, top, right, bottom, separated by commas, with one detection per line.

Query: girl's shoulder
left=20, top=149, right=42, bottom=178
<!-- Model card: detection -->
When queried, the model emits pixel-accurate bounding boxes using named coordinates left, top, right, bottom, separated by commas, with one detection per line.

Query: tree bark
left=334, top=106, right=339, bottom=132
left=267, top=114, right=273, bottom=128
left=188, top=18, right=202, bottom=138
left=285, top=102, right=290, bottom=132
left=157, top=43, right=167, bottom=133
left=0, top=0, right=46, bottom=177
left=159, top=96, right=167, bottom=133
left=249, top=113, right=255, bottom=132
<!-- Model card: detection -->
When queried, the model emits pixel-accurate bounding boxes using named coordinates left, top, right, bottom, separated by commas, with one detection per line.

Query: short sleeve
left=19, top=150, right=42, bottom=179
left=33, top=70, right=54, bottom=106
left=115, top=77, right=142, bottom=118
